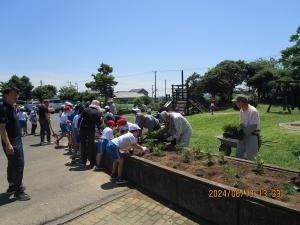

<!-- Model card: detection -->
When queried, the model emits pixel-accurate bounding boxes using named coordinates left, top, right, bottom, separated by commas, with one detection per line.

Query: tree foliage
left=58, top=86, right=77, bottom=100
left=200, top=60, right=249, bottom=102
left=133, top=95, right=153, bottom=106
left=2, top=75, right=33, bottom=100
left=281, top=26, right=300, bottom=79
left=32, top=85, right=57, bottom=101
left=85, top=63, right=118, bottom=103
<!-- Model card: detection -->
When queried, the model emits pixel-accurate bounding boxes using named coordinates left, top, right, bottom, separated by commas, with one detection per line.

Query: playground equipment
left=267, top=80, right=300, bottom=113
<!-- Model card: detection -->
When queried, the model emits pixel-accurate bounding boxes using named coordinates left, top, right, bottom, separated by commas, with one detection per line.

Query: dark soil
left=142, top=151, right=300, bottom=210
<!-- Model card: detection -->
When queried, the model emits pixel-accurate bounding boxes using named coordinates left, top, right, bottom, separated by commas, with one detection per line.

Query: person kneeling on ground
left=95, top=120, right=116, bottom=171
left=160, top=111, right=192, bottom=147
left=106, top=124, right=148, bottom=184
left=135, top=112, right=160, bottom=136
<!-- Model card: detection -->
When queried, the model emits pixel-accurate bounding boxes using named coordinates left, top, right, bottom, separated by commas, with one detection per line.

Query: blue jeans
left=2, top=137, right=24, bottom=190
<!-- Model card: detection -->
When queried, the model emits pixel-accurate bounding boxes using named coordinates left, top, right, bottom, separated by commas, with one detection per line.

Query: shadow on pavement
left=100, top=181, right=122, bottom=190
left=29, top=143, right=43, bottom=147
left=0, top=193, right=16, bottom=206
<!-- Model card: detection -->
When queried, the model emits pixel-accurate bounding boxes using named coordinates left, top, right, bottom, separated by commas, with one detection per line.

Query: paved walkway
left=63, top=190, right=210, bottom=225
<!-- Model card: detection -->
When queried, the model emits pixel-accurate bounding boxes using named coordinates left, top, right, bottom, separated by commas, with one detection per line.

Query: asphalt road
left=0, top=113, right=128, bottom=225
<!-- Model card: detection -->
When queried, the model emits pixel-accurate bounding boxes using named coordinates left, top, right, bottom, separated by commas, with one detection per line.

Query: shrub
left=254, top=154, right=264, bottom=174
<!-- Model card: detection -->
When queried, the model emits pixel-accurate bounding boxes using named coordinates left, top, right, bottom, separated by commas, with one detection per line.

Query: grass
left=123, top=104, right=300, bottom=170
left=187, top=104, right=300, bottom=170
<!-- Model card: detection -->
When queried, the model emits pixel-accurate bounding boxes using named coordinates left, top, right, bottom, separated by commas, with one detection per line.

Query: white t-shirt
left=60, top=112, right=69, bottom=124
left=111, top=132, right=136, bottom=151
left=18, top=112, right=27, bottom=121
left=101, top=127, right=114, bottom=140
left=72, top=114, right=80, bottom=129
left=240, top=104, right=260, bottom=129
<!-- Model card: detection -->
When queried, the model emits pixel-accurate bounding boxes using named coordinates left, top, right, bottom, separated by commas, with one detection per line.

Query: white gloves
left=166, top=136, right=174, bottom=141
left=142, top=146, right=149, bottom=152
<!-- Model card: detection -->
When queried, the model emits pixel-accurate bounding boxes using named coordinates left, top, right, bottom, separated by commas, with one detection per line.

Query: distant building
left=114, top=91, right=145, bottom=103
left=129, top=88, right=149, bottom=96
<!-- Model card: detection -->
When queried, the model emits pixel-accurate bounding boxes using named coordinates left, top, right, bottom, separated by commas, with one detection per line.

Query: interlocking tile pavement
left=64, top=190, right=212, bottom=225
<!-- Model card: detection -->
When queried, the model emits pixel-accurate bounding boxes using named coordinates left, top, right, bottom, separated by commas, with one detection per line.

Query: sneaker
left=110, top=173, right=117, bottom=181
left=6, top=185, right=17, bottom=195
left=85, top=164, right=94, bottom=170
left=94, top=166, right=104, bottom=171
left=47, top=141, right=53, bottom=145
left=40, top=142, right=46, bottom=146
left=115, top=177, right=128, bottom=184
left=14, top=191, right=31, bottom=201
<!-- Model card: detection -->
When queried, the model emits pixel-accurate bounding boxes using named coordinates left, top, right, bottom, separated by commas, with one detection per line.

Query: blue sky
left=0, top=0, right=299, bottom=96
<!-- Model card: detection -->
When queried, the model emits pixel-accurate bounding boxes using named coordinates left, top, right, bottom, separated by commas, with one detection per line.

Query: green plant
left=153, top=147, right=162, bottom=156
left=255, top=154, right=264, bottom=174
left=233, top=181, right=240, bottom=188
left=218, top=151, right=226, bottom=164
left=193, top=145, right=202, bottom=159
left=181, top=147, right=193, bottom=163
left=223, top=164, right=237, bottom=177
left=175, top=144, right=183, bottom=152
left=206, top=150, right=213, bottom=166
left=222, top=122, right=244, bottom=140
left=283, top=183, right=297, bottom=195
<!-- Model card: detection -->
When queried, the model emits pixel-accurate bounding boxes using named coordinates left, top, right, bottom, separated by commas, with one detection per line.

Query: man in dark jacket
left=79, top=100, right=102, bottom=169
left=0, top=87, right=30, bottom=200
left=38, top=100, right=51, bottom=145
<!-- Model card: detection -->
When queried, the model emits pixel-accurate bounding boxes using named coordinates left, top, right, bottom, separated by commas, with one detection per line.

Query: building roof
left=130, top=88, right=149, bottom=94
left=114, top=91, right=145, bottom=99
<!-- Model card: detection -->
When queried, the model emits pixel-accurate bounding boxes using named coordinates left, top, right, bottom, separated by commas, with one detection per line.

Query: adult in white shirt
left=233, top=95, right=260, bottom=160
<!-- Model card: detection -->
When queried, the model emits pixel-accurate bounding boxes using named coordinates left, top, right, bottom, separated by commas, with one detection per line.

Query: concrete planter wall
left=103, top=154, right=300, bottom=225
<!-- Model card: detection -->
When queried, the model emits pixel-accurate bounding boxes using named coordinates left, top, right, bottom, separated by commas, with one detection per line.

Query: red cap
left=117, top=118, right=127, bottom=126
left=107, top=120, right=116, bottom=127
left=64, top=105, right=71, bottom=111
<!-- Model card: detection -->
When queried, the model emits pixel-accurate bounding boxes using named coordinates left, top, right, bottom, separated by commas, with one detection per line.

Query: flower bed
left=102, top=150, right=300, bottom=225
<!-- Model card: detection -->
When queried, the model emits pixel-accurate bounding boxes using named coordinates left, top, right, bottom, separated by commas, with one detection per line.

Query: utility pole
left=181, top=70, right=184, bottom=100
left=153, top=71, right=157, bottom=102
left=151, top=85, right=154, bottom=98
left=75, top=83, right=78, bottom=92
left=165, top=80, right=167, bottom=96
left=40, top=80, right=43, bottom=86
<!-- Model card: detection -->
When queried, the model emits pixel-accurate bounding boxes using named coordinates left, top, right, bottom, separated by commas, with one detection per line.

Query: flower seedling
left=218, top=151, right=226, bottom=165
left=283, top=183, right=297, bottom=195
left=193, top=145, right=202, bottom=159
left=206, top=150, right=213, bottom=166
left=181, top=148, right=193, bottom=163
left=255, top=154, right=264, bottom=174
left=223, top=164, right=237, bottom=177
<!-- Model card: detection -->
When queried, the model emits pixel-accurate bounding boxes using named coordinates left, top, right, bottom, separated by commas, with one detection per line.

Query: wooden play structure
left=163, top=84, right=207, bottom=115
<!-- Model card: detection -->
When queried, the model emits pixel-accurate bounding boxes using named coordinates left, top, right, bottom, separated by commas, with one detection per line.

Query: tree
left=248, top=69, right=277, bottom=100
left=133, top=96, right=153, bottom=106
left=58, top=86, right=77, bottom=101
left=185, top=72, right=205, bottom=102
left=200, top=60, right=248, bottom=102
left=2, top=75, right=34, bottom=100
left=32, top=85, right=57, bottom=102
left=281, top=26, right=300, bottom=80
left=85, top=63, right=118, bottom=103
left=74, top=91, right=97, bottom=102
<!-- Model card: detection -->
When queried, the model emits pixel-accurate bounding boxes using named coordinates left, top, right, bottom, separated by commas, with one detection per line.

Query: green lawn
left=124, top=104, right=300, bottom=170
left=187, top=104, right=300, bottom=170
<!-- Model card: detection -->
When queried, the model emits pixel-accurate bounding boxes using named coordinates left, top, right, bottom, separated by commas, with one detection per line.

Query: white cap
left=104, top=105, right=110, bottom=110
left=128, top=124, right=141, bottom=132
left=132, top=108, right=141, bottom=114
left=89, top=100, right=100, bottom=111
left=160, top=111, right=169, bottom=122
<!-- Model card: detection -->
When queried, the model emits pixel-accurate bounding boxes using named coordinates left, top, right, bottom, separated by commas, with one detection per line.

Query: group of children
left=16, top=106, right=38, bottom=136
left=56, top=102, right=149, bottom=184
